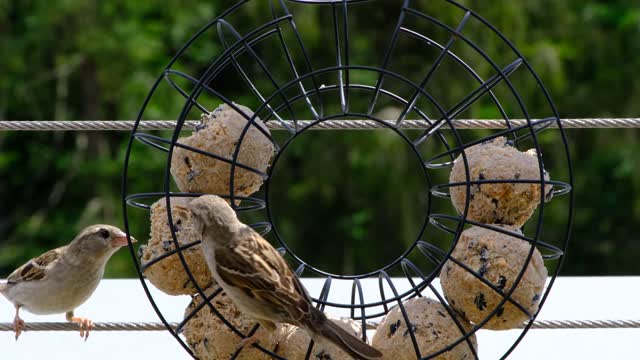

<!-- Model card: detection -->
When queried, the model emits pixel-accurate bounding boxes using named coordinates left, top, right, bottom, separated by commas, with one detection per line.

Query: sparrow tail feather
left=312, top=312, right=383, bottom=359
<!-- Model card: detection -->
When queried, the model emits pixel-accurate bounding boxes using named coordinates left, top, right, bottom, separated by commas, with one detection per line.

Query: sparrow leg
left=66, top=311, right=93, bottom=341
left=13, top=305, right=25, bottom=340
left=235, top=320, right=276, bottom=350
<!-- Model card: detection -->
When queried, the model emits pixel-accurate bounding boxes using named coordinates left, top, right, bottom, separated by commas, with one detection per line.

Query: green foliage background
left=1, top=1, right=639, bottom=277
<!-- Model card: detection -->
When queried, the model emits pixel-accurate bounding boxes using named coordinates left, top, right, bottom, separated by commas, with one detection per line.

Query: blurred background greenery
left=1, top=0, right=639, bottom=278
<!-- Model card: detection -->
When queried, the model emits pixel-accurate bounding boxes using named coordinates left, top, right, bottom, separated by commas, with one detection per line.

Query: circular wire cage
left=122, top=0, right=574, bottom=359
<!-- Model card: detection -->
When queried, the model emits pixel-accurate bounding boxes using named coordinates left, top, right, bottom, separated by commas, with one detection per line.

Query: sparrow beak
left=111, top=233, right=136, bottom=247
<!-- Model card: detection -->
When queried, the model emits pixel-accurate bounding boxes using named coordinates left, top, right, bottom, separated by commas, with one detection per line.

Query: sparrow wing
left=7, top=247, right=63, bottom=283
left=214, top=227, right=313, bottom=323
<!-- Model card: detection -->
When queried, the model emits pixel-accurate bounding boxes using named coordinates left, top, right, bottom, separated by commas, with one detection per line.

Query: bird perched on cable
left=0, top=225, right=135, bottom=340
left=189, top=195, right=383, bottom=359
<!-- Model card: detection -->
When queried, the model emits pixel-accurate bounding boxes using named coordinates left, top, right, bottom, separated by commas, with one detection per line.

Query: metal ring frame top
left=121, top=0, right=574, bottom=359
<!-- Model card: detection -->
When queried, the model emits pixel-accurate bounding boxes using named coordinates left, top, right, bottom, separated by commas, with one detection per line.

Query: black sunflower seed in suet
left=389, top=319, right=402, bottom=335
left=478, top=263, right=488, bottom=277
left=532, top=294, right=541, bottom=304
left=474, top=293, right=487, bottom=311
left=497, top=276, right=507, bottom=290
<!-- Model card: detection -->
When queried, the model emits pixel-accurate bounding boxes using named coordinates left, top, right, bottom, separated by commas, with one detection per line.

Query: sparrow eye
left=99, top=229, right=110, bottom=239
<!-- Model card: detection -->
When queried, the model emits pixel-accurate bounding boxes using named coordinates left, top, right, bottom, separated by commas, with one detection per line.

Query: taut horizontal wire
left=0, top=322, right=175, bottom=332
left=1, top=319, right=639, bottom=332
left=0, top=118, right=639, bottom=131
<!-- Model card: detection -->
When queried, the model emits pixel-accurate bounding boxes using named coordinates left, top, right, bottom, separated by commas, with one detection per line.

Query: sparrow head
left=72, top=224, right=136, bottom=256
left=188, top=195, right=240, bottom=233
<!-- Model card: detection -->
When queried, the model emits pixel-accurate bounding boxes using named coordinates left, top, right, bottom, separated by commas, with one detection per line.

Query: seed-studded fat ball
left=449, top=137, right=553, bottom=227
left=275, top=317, right=364, bottom=360
left=171, top=103, right=275, bottom=199
left=182, top=286, right=280, bottom=360
left=440, top=225, right=547, bottom=330
left=140, top=197, right=213, bottom=295
left=371, top=297, right=477, bottom=360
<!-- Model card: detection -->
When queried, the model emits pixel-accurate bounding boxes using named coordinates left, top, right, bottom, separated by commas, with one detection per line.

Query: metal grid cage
left=122, top=0, right=574, bottom=358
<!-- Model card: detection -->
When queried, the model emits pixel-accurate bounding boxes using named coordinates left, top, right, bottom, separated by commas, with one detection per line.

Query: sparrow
left=0, top=224, right=135, bottom=340
left=189, top=195, right=383, bottom=359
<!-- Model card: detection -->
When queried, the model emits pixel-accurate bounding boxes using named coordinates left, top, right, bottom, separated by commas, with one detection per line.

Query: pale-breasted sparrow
left=0, top=224, right=135, bottom=340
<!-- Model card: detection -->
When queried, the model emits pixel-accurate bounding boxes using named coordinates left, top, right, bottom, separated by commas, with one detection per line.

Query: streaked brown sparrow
left=189, top=195, right=382, bottom=359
